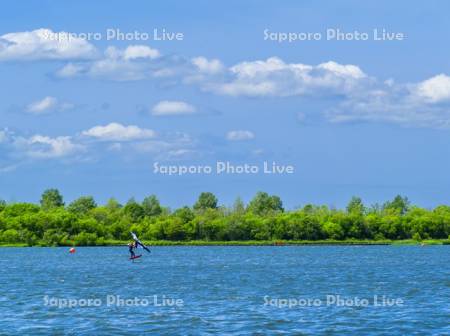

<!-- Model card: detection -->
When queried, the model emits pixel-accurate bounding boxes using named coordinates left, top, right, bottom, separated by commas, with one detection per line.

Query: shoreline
left=1, top=239, right=448, bottom=247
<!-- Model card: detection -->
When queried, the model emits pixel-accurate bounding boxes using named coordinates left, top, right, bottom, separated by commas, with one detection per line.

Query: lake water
left=0, top=246, right=449, bottom=335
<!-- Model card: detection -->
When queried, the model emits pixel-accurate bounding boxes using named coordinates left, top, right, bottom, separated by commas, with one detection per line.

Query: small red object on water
left=69, top=247, right=76, bottom=253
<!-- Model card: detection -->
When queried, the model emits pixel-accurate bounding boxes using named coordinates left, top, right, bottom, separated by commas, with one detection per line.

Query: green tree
left=384, top=195, right=410, bottom=215
left=142, top=195, right=162, bottom=217
left=247, top=192, right=283, bottom=216
left=0, top=190, right=449, bottom=245
left=412, top=232, right=422, bottom=241
left=173, top=206, right=195, bottom=223
left=1, top=229, right=20, bottom=243
left=346, top=196, right=365, bottom=215
left=323, top=221, right=345, bottom=240
left=194, top=192, right=218, bottom=211
left=232, top=197, right=246, bottom=215
left=40, top=189, right=64, bottom=210
left=123, top=198, right=144, bottom=222
left=164, top=217, right=186, bottom=240
left=106, top=198, right=122, bottom=211
left=68, top=196, right=97, bottom=215
left=73, top=232, right=98, bottom=246
left=110, top=219, right=130, bottom=240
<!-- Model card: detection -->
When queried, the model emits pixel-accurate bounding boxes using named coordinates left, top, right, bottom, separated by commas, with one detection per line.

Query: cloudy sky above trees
left=1, top=0, right=450, bottom=208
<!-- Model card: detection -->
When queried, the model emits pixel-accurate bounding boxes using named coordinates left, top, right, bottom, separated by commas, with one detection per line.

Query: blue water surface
left=0, top=246, right=449, bottom=335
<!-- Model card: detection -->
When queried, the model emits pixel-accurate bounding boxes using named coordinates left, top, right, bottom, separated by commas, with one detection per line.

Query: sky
left=1, top=0, right=450, bottom=209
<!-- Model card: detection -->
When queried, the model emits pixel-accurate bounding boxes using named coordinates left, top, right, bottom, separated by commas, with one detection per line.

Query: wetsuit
left=128, top=243, right=135, bottom=258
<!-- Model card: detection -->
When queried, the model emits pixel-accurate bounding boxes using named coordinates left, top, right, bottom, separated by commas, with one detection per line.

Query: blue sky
left=1, top=0, right=450, bottom=209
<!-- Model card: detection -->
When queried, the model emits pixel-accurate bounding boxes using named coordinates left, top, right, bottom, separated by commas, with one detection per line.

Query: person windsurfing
left=130, top=232, right=151, bottom=253
left=128, top=241, right=137, bottom=258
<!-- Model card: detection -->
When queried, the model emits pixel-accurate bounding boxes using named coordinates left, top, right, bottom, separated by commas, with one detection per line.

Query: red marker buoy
left=69, top=247, right=76, bottom=254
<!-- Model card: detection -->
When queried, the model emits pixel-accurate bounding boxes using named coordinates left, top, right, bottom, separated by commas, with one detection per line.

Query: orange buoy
left=69, top=247, right=76, bottom=253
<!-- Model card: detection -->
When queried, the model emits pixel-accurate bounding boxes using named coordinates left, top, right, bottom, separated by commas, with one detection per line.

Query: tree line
left=0, top=189, right=449, bottom=246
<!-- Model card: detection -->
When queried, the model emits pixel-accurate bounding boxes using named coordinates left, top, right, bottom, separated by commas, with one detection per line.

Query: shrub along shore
left=1, top=239, right=449, bottom=248
left=1, top=190, right=449, bottom=247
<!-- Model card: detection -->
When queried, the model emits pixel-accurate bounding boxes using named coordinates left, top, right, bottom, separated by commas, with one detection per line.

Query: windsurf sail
left=131, top=232, right=151, bottom=253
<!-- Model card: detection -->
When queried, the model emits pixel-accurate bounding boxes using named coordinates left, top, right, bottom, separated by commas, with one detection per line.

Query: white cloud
left=123, top=45, right=160, bottom=60
left=56, top=45, right=163, bottom=81
left=226, top=130, right=255, bottom=141
left=55, top=46, right=225, bottom=84
left=317, top=61, right=365, bottom=79
left=54, top=50, right=369, bottom=98
left=210, top=58, right=368, bottom=97
left=413, top=74, right=450, bottom=103
left=0, top=28, right=97, bottom=61
left=16, top=135, right=84, bottom=158
left=151, top=100, right=196, bottom=116
left=133, top=135, right=198, bottom=161
left=56, top=63, right=85, bottom=78
left=27, top=96, right=57, bottom=113
left=51, top=44, right=450, bottom=130
left=82, top=123, right=156, bottom=141
left=0, top=124, right=199, bottom=169
left=326, top=82, right=450, bottom=129
left=25, top=96, right=73, bottom=115
left=191, top=57, right=224, bottom=74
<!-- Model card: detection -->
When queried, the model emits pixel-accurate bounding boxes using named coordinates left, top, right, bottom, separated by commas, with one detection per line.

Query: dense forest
left=0, top=189, right=449, bottom=246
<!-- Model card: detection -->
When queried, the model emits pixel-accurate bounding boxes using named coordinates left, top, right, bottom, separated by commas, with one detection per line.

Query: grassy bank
left=100, top=239, right=450, bottom=246
left=1, top=239, right=449, bottom=247
left=0, top=243, right=28, bottom=247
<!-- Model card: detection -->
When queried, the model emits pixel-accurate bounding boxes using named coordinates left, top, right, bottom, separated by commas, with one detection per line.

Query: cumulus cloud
left=413, top=74, right=450, bottom=103
left=151, top=100, right=196, bottom=116
left=215, top=64, right=450, bottom=128
left=0, top=131, right=84, bottom=170
left=50, top=43, right=450, bottom=129
left=56, top=50, right=371, bottom=100
left=0, top=129, right=14, bottom=147
left=15, top=135, right=84, bottom=159
left=326, top=78, right=450, bottom=129
left=132, top=132, right=197, bottom=160
left=122, top=45, right=160, bottom=60
left=0, top=28, right=97, bottom=61
left=226, top=130, right=255, bottom=141
left=55, top=46, right=224, bottom=83
left=82, top=122, right=156, bottom=141
left=0, top=123, right=200, bottom=171
left=191, top=57, right=224, bottom=74
left=25, top=96, right=73, bottom=115
left=27, top=96, right=57, bottom=113
left=56, top=63, right=85, bottom=77
left=55, top=47, right=369, bottom=97
left=206, top=58, right=368, bottom=97
left=56, top=45, right=164, bottom=80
